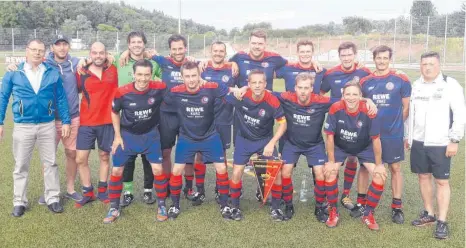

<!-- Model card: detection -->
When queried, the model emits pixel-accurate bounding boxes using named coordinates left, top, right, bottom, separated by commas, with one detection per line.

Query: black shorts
left=159, top=111, right=179, bottom=150
left=76, top=124, right=114, bottom=152
left=410, top=140, right=451, bottom=179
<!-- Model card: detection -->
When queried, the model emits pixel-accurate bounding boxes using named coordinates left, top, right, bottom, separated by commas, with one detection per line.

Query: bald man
left=75, top=42, right=119, bottom=207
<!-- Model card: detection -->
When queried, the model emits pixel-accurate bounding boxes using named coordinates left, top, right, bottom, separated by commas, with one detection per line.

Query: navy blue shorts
left=233, top=135, right=278, bottom=165
left=278, top=135, right=286, bottom=153
left=335, top=144, right=375, bottom=164
left=159, top=111, right=179, bottom=150
left=174, top=133, right=225, bottom=164
left=112, top=128, right=163, bottom=167
left=76, top=124, right=114, bottom=152
left=282, top=141, right=327, bottom=167
left=216, top=124, right=232, bottom=150
left=381, top=137, right=404, bottom=164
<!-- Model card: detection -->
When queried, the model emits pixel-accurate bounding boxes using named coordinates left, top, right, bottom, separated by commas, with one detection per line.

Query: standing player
left=229, top=29, right=287, bottom=91
left=360, top=45, right=411, bottom=224
left=103, top=60, right=168, bottom=223
left=275, top=39, right=326, bottom=93
left=163, top=61, right=245, bottom=220
left=114, top=31, right=162, bottom=207
left=227, top=70, right=287, bottom=221
left=320, top=42, right=372, bottom=212
left=75, top=42, right=118, bottom=207
left=196, top=41, right=237, bottom=205
left=324, top=82, right=387, bottom=230
left=275, top=72, right=334, bottom=222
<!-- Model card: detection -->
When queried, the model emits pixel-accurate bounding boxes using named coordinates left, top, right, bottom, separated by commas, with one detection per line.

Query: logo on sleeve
left=147, top=97, right=155, bottom=105
left=386, top=82, right=394, bottom=90
left=258, top=109, right=266, bottom=117
left=201, top=96, right=209, bottom=104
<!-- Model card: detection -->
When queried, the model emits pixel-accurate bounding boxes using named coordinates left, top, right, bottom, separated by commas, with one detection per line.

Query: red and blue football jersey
left=276, top=92, right=334, bottom=148
left=229, top=51, right=287, bottom=91
left=324, top=100, right=381, bottom=154
left=321, top=64, right=371, bottom=98
left=225, top=90, right=285, bottom=141
left=201, top=61, right=237, bottom=125
left=275, top=62, right=326, bottom=93
left=112, top=81, right=167, bottom=134
left=360, top=71, right=411, bottom=139
left=163, top=82, right=229, bottom=141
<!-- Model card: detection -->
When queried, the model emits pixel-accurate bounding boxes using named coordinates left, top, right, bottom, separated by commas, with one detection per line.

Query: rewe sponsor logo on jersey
left=170, top=71, right=182, bottom=82
left=293, top=114, right=311, bottom=124
left=186, top=107, right=204, bottom=117
left=135, top=108, right=152, bottom=119
left=340, top=129, right=358, bottom=141
left=244, top=114, right=260, bottom=126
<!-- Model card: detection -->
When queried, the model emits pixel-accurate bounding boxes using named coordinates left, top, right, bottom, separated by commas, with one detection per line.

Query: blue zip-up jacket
left=45, top=52, right=80, bottom=120
left=0, top=62, right=70, bottom=125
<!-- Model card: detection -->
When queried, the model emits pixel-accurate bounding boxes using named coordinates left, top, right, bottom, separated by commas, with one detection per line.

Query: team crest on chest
left=353, top=76, right=360, bottom=82
left=307, top=108, right=315, bottom=114
left=356, top=120, right=363, bottom=128
left=386, top=82, right=395, bottom=90
left=258, top=109, right=266, bottom=117
left=222, top=75, right=230, bottom=82
left=147, top=97, right=155, bottom=105
left=201, top=96, right=209, bottom=104
left=261, top=62, right=269, bottom=68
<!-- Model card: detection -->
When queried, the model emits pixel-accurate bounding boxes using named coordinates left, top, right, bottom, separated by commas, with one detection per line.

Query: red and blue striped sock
left=364, top=181, right=384, bottom=216
left=169, top=174, right=182, bottom=208
left=325, top=179, right=339, bottom=208
left=315, top=179, right=326, bottom=205
left=195, top=163, right=206, bottom=194
left=343, top=160, right=357, bottom=196
left=154, top=174, right=168, bottom=207
left=75, top=185, right=95, bottom=208
left=271, top=184, right=282, bottom=210
left=216, top=172, right=229, bottom=207
left=391, top=198, right=402, bottom=210
left=282, top=177, right=293, bottom=206
left=229, top=180, right=242, bottom=208
left=97, top=181, right=109, bottom=203
left=357, top=193, right=367, bottom=206
left=184, top=172, right=194, bottom=191
left=108, top=175, right=122, bottom=209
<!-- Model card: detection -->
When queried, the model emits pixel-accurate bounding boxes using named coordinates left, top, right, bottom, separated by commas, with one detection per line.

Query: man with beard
left=320, top=42, right=372, bottom=214
left=360, top=45, right=411, bottom=225
left=75, top=42, right=118, bottom=207
left=114, top=31, right=163, bottom=207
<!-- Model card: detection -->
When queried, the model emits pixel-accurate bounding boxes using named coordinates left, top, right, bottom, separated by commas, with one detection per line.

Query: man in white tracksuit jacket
left=405, top=51, right=465, bottom=240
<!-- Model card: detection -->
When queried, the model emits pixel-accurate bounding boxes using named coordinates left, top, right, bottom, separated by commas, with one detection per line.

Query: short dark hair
left=247, top=69, right=266, bottom=82
left=338, top=42, right=357, bottom=55
left=180, top=61, right=199, bottom=75
left=373, top=45, right=392, bottom=59
left=168, top=34, right=187, bottom=48
left=27, top=39, right=45, bottom=48
left=211, top=41, right=226, bottom=50
left=296, top=39, right=314, bottom=52
left=250, top=29, right=267, bottom=41
left=420, top=51, right=440, bottom=61
left=295, top=72, right=315, bottom=86
left=133, top=59, right=153, bottom=73
left=342, top=78, right=362, bottom=95
left=127, top=31, right=147, bottom=45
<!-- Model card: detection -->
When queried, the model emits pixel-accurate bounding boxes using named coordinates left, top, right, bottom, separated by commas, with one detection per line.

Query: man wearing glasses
left=0, top=39, right=71, bottom=217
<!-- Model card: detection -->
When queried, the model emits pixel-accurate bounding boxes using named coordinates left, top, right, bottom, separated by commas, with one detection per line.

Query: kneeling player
left=227, top=70, right=287, bottom=221
left=323, top=82, right=387, bottom=231
left=104, top=60, right=168, bottom=223
left=276, top=72, right=334, bottom=222
left=164, top=61, right=246, bottom=220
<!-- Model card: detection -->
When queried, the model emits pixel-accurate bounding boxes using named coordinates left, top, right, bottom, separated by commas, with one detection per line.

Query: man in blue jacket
left=0, top=39, right=71, bottom=217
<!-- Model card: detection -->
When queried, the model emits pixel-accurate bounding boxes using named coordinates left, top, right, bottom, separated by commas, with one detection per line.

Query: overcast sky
left=113, top=0, right=464, bottom=30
